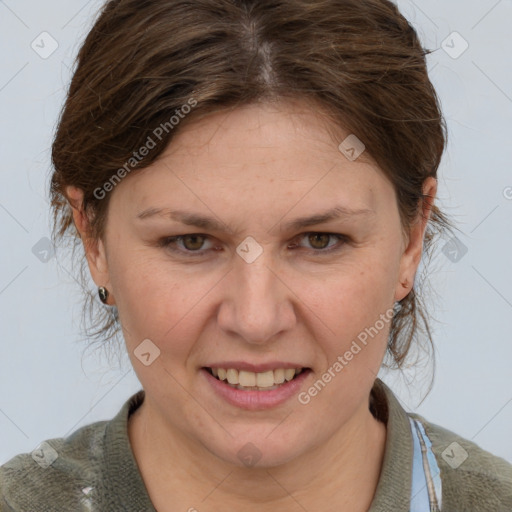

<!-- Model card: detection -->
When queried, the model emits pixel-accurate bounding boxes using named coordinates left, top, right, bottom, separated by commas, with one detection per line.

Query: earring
left=98, top=286, right=109, bottom=304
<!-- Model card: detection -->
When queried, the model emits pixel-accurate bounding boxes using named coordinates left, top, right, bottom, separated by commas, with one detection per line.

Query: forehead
left=112, top=100, right=393, bottom=221
left=162, top=100, right=358, bottom=170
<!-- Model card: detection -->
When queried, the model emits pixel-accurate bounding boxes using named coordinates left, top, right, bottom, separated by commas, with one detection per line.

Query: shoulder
left=0, top=419, right=109, bottom=512
left=409, top=412, right=512, bottom=511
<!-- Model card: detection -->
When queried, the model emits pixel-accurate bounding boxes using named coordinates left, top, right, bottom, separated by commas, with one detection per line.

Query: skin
left=67, top=99, right=436, bottom=512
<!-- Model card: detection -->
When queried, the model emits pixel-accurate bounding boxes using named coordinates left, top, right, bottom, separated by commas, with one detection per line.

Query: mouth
left=203, top=366, right=311, bottom=391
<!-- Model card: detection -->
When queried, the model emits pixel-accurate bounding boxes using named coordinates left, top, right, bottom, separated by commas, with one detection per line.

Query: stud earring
left=98, top=286, right=109, bottom=304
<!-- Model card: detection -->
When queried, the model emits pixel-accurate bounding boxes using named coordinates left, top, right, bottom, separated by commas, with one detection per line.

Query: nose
left=216, top=251, right=296, bottom=345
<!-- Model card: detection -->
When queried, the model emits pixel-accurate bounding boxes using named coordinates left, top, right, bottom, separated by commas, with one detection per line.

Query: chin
left=203, top=430, right=309, bottom=470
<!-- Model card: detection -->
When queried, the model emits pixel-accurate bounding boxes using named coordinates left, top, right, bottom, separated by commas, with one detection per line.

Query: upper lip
left=203, top=361, right=309, bottom=373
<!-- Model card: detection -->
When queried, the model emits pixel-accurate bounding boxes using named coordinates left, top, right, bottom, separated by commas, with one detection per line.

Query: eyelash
left=157, top=232, right=348, bottom=257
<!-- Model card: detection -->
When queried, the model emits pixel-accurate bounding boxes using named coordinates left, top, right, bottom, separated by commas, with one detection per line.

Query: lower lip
left=201, top=368, right=311, bottom=411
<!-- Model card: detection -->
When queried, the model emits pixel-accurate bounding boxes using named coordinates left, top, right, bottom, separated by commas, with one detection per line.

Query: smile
left=205, top=367, right=307, bottom=391
left=201, top=364, right=312, bottom=410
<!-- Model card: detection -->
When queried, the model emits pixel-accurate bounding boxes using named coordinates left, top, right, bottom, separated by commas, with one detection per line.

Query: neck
left=128, top=392, right=386, bottom=512
left=128, top=395, right=387, bottom=512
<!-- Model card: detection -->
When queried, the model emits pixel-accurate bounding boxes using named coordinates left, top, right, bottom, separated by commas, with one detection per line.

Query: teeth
left=238, top=370, right=256, bottom=387
left=226, top=368, right=239, bottom=385
left=284, top=368, right=295, bottom=381
left=256, top=370, right=274, bottom=388
left=273, top=368, right=285, bottom=384
left=209, top=367, right=305, bottom=389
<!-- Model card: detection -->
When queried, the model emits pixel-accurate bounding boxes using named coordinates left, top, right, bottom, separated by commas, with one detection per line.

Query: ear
left=66, top=186, right=114, bottom=305
left=394, top=177, right=437, bottom=302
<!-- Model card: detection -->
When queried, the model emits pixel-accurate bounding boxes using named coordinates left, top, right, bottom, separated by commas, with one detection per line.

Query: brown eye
left=307, top=233, right=331, bottom=250
left=158, top=234, right=214, bottom=255
left=290, top=232, right=348, bottom=254
left=181, top=234, right=207, bottom=251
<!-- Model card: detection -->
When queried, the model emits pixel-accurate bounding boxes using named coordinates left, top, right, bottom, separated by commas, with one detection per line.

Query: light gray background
left=1, top=0, right=511, bottom=466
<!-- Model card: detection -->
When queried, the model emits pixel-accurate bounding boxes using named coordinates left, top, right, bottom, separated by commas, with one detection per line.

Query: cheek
left=107, top=228, right=399, bottom=362
left=108, top=244, right=222, bottom=354
left=304, top=253, right=398, bottom=368
left=312, top=256, right=397, bottom=328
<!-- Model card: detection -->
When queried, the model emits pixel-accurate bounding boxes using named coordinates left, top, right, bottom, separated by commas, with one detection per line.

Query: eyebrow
left=136, top=205, right=375, bottom=233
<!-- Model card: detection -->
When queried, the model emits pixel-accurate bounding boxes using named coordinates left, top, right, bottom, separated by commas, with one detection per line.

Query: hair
left=50, top=0, right=456, bottom=377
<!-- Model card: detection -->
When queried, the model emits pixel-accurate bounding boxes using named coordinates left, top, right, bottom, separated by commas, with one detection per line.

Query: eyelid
left=292, top=232, right=348, bottom=253
left=157, top=234, right=215, bottom=254
left=158, top=232, right=348, bottom=256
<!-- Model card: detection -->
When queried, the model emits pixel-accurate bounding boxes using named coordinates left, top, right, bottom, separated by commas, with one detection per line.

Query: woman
left=1, top=0, right=511, bottom=510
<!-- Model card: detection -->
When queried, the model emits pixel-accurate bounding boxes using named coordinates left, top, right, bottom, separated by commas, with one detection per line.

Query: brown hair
left=50, top=0, right=455, bottom=372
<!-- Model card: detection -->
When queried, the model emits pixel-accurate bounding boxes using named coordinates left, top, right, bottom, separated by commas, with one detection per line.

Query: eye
left=158, top=234, right=214, bottom=255
left=290, top=232, right=348, bottom=254
left=157, top=232, right=348, bottom=257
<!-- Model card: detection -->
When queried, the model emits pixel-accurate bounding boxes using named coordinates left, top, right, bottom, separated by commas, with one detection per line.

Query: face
left=70, top=99, right=434, bottom=468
